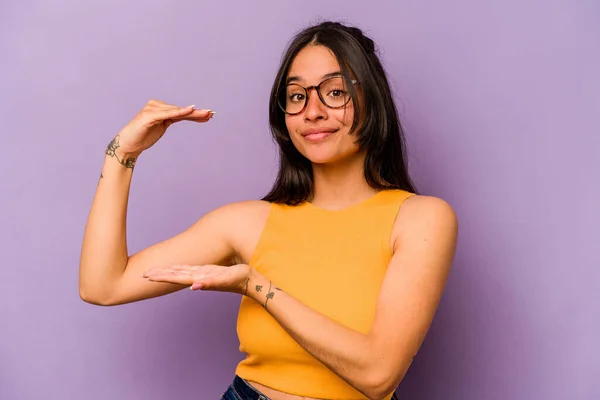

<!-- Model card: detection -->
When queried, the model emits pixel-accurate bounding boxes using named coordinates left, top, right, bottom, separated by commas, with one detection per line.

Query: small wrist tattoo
left=264, top=281, right=277, bottom=310
left=106, top=135, right=136, bottom=169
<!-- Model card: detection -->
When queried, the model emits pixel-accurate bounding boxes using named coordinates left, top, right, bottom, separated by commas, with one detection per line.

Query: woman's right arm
left=79, top=100, right=232, bottom=306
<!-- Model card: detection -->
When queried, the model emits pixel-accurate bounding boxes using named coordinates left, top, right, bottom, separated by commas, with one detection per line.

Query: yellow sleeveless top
left=235, top=189, right=415, bottom=399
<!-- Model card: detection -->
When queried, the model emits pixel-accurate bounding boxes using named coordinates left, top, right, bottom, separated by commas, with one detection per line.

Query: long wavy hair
left=262, top=21, right=418, bottom=205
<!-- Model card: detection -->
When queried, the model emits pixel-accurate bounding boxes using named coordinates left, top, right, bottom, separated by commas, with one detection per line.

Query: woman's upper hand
left=142, top=263, right=251, bottom=294
left=110, top=99, right=215, bottom=158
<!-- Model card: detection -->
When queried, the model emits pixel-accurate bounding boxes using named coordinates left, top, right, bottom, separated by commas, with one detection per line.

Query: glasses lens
left=281, top=84, right=306, bottom=114
left=319, top=77, right=351, bottom=108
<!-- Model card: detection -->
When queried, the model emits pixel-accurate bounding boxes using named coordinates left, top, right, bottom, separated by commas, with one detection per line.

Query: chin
left=299, top=147, right=356, bottom=165
left=305, top=154, right=338, bottom=164
left=291, top=134, right=361, bottom=165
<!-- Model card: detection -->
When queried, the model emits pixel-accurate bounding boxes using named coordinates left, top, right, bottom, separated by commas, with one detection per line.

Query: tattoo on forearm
left=264, top=281, right=282, bottom=310
left=106, top=135, right=136, bottom=169
left=252, top=281, right=282, bottom=309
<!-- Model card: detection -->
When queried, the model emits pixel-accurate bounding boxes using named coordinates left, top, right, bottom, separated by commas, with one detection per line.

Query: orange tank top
left=235, top=189, right=415, bottom=399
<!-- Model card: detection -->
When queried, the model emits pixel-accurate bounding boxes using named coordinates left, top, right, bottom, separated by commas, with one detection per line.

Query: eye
left=328, top=89, right=346, bottom=98
left=289, top=93, right=305, bottom=103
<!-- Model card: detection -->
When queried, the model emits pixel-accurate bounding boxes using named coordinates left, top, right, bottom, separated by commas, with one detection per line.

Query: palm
left=143, top=264, right=250, bottom=294
left=192, top=264, right=249, bottom=292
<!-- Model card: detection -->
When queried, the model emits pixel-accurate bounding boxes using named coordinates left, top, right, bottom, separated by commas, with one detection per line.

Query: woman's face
left=284, top=45, right=361, bottom=165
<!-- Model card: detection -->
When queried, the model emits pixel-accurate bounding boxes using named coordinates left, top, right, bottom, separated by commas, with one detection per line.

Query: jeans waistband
left=232, top=375, right=270, bottom=400
left=231, top=375, right=398, bottom=400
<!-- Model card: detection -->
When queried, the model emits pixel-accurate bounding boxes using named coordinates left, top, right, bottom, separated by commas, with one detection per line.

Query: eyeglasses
left=277, top=76, right=359, bottom=115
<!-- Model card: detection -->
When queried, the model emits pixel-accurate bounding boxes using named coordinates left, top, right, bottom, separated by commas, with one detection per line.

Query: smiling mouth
left=301, top=128, right=338, bottom=143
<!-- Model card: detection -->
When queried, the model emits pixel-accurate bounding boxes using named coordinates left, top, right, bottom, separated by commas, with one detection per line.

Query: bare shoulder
left=399, top=194, right=457, bottom=223
left=211, top=199, right=272, bottom=263
left=392, top=194, right=458, bottom=252
left=212, top=199, right=272, bottom=224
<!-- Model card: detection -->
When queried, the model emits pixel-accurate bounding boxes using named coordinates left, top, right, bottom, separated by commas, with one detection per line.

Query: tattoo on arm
left=263, top=281, right=282, bottom=310
left=252, top=281, right=282, bottom=308
left=106, top=135, right=136, bottom=169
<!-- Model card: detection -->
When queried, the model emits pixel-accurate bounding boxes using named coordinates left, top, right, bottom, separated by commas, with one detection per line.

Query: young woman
left=80, top=21, right=458, bottom=400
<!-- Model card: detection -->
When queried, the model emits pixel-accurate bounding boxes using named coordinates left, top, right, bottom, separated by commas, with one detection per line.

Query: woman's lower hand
left=142, top=263, right=251, bottom=294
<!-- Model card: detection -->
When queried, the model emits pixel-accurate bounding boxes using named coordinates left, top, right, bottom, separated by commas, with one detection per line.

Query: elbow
left=79, top=289, right=113, bottom=306
left=79, top=282, right=117, bottom=307
left=78, top=266, right=122, bottom=306
left=362, top=377, right=396, bottom=400
left=362, top=364, right=410, bottom=400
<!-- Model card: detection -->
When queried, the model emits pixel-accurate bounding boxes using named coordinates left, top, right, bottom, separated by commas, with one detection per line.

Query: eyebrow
left=286, top=71, right=342, bottom=84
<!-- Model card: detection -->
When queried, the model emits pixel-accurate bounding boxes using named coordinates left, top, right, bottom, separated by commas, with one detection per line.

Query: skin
left=80, top=45, right=458, bottom=400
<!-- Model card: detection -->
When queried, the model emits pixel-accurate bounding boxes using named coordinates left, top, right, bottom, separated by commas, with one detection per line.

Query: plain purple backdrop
left=1, top=1, right=598, bottom=399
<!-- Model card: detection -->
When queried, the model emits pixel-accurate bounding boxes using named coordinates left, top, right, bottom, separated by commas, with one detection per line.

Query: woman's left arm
left=246, top=196, right=458, bottom=400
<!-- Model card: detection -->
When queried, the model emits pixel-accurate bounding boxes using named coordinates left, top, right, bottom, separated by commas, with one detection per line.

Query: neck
left=310, top=152, right=378, bottom=210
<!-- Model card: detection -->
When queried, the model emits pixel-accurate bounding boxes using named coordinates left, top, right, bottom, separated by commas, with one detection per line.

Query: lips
left=301, top=127, right=338, bottom=143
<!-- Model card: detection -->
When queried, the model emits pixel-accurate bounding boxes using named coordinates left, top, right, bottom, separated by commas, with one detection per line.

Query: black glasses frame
left=277, top=76, right=359, bottom=115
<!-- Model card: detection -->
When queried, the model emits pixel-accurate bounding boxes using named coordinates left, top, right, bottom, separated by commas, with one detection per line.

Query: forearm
left=246, top=270, right=388, bottom=399
left=79, top=142, right=138, bottom=303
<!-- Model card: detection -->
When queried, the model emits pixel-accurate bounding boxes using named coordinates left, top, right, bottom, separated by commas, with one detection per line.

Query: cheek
left=342, top=110, right=354, bottom=127
left=284, top=115, right=299, bottom=135
left=337, top=104, right=355, bottom=128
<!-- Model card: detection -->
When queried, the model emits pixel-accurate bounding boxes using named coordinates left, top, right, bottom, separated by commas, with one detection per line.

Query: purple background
left=1, top=1, right=598, bottom=399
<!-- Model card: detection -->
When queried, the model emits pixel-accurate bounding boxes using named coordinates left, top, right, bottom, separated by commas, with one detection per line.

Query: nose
left=303, top=88, right=327, bottom=122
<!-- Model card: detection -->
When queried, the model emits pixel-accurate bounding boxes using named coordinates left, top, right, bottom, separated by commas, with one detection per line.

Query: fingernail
left=209, top=111, right=216, bottom=114
left=187, top=104, right=196, bottom=108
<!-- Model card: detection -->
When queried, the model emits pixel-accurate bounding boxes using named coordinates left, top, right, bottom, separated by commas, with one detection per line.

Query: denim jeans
left=220, top=375, right=400, bottom=399
left=220, top=375, right=270, bottom=400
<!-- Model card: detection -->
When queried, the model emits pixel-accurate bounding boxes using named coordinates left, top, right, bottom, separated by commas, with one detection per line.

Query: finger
left=193, top=109, right=215, bottom=118
left=142, top=266, right=189, bottom=277
left=189, top=270, right=232, bottom=291
left=142, top=268, right=161, bottom=277
left=190, top=277, right=217, bottom=291
left=145, top=273, right=193, bottom=285
left=143, top=270, right=177, bottom=280
left=164, top=115, right=212, bottom=128
left=169, top=264, right=219, bottom=275
left=189, top=115, right=212, bottom=122
left=154, top=105, right=197, bottom=121
left=170, top=109, right=215, bottom=121
left=168, top=265, right=199, bottom=271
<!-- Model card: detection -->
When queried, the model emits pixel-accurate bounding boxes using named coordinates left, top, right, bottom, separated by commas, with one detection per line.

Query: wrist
left=115, top=148, right=139, bottom=166
left=246, top=269, right=269, bottom=303
left=105, top=136, right=139, bottom=169
left=246, top=269, right=280, bottom=310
